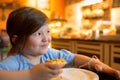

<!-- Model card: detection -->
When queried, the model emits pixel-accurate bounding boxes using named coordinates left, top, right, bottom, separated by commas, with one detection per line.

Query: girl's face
left=22, top=24, right=51, bottom=56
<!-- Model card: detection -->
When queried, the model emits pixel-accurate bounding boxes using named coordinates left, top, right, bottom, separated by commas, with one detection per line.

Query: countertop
left=52, top=35, right=120, bottom=43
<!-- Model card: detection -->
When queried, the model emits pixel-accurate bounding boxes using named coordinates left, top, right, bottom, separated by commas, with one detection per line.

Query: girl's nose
left=42, top=34, right=48, bottom=42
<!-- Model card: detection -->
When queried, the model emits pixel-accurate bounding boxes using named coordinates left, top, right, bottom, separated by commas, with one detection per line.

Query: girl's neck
left=24, top=54, right=42, bottom=65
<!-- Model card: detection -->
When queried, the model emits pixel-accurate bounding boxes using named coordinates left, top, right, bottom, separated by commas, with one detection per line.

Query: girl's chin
left=34, top=48, right=48, bottom=55
left=35, top=51, right=46, bottom=56
left=40, top=49, right=48, bottom=54
left=40, top=51, right=47, bottom=54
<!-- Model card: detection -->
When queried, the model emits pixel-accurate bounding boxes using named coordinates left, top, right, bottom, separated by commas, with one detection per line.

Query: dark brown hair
left=6, top=7, right=48, bottom=56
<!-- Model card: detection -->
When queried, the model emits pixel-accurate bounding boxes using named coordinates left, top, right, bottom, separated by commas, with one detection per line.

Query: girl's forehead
left=37, top=24, right=49, bottom=31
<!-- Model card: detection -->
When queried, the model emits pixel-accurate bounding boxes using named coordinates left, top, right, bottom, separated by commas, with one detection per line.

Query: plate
left=59, top=68, right=99, bottom=80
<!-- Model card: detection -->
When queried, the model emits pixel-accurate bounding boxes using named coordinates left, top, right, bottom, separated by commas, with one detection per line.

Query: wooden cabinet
left=110, top=43, right=120, bottom=70
left=51, top=39, right=75, bottom=53
left=74, top=41, right=104, bottom=62
left=51, top=38, right=120, bottom=70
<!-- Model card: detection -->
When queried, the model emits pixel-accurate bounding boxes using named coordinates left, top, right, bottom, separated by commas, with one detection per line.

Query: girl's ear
left=11, top=35, right=18, bottom=43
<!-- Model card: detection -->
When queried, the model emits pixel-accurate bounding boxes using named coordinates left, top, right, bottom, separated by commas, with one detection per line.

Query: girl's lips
left=41, top=44, right=49, bottom=47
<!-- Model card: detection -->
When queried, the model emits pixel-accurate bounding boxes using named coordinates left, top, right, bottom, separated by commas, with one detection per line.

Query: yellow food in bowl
left=46, top=58, right=67, bottom=65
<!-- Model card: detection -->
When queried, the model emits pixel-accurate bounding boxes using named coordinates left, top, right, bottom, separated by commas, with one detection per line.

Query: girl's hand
left=29, top=63, right=64, bottom=80
left=92, top=59, right=120, bottom=80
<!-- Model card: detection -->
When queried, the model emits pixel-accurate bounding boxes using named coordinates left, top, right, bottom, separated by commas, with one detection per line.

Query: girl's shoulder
left=0, top=54, right=29, bottom=70
left=4, top=54, right=26, bottom=62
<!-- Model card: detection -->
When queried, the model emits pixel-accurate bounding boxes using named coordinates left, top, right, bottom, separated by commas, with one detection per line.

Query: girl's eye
left=34, top=32, right=41, bottom=36
left=47, top=30, right=50, bottom=33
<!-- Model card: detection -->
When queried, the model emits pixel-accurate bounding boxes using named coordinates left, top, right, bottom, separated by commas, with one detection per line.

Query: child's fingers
left=94, top=64, right=103, bottom=72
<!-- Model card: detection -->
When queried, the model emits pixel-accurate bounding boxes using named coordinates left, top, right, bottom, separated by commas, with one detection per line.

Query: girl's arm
left=73, top=54, right=120, bottom=79
left=0, top=70, right=31, bottom=80
left=73, top=54, right=91, bottom=68
left=0, top=63, right=64, bottom=80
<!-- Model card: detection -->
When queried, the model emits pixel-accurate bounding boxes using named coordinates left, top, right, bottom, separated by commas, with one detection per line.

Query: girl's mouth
left=41, top=43, right=49, bottom=48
